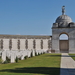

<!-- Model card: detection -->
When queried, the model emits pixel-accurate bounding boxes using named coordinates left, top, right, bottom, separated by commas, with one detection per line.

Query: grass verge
left=69, top=54, right=75, bottom=60
left=0, top=53, right=61, bottom=75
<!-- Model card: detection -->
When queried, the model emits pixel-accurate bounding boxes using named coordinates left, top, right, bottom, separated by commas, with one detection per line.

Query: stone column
left=69, top=39, right=75, bottom=53
left=52, top=34, right=60, bottom=53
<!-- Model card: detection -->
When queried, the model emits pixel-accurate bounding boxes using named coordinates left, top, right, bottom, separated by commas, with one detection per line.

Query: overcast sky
left=0, top=0, right=75, bottom=36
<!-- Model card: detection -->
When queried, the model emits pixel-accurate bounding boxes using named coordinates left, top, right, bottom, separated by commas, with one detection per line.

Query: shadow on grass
left=0, top=67, right=60, bottom=75
left=69, top=55, right=75, bottom=57
left=62, top=55, right=75, bottom=57
left=45, top=55, right=61, bottom=57
left=45, top=54, right=75, bottom=57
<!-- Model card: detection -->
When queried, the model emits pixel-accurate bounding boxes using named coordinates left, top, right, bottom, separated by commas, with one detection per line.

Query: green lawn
left=0, top=53, right=61, bottom=75
left=69, top=54, right=75, bottom=60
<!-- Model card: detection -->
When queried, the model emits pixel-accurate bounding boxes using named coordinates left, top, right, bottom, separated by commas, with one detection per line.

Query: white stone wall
left=36, top=39, right=41, bottom=50
left=12, top=39, right=18, bottom=50
left=0, top=38, right=51, bottom=51
left=3, top=39, right=9, bottom=50
left=20, top=39, right=25, bottom=50
left=43, top=39, right=48, bottom=50
left=28, top=39, right=33, bottom=50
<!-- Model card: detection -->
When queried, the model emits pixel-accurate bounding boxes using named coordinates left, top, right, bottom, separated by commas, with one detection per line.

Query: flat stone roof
left=0, top=34, right=52, bottom=39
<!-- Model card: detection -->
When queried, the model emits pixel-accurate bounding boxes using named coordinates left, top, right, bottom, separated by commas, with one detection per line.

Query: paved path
left=60, top=53, right=75, bottom=75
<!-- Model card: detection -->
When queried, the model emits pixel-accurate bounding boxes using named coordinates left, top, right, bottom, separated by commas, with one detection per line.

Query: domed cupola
left=52, top=6, right=75, bottom=28
left=55, top=15, right=72, bottom=27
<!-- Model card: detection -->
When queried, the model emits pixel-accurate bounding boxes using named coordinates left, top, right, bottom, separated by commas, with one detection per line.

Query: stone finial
left=62, top=6, right=65, bottom=15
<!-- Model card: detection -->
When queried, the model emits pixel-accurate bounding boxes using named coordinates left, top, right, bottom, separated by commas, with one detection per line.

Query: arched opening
left=59, top=34, right=68, bottom=40
left=59, top=33, right=69, bottom=53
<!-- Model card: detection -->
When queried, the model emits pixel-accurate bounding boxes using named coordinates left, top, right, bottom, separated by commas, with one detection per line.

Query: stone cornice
left=0, top=34, right=51, bottom=39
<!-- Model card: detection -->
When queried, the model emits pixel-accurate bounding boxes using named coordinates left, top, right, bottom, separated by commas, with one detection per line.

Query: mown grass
left=69, top=54, right=75, bottom=60
left=0, top=53, right=61, bottom=75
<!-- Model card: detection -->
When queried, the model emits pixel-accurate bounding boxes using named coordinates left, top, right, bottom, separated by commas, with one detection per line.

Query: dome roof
left=52, top=6, right=73, bottom=28
left=55, top=15, right=72, bottom=24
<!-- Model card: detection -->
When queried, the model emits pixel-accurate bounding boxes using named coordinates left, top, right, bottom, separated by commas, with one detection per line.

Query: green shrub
left=15, top=57, right=18, bottom=63
left=24, top=56, right=28, bottom=59
left=35, top=52, right=37, bottom=56
left=43, top=52, right=45, bottom=54
left=31, top=52, right=33, bottom=57
left=1, top=56, right=10, bottom=64
left=6, top=56, right=10, bottom=63
left=0, top=57, right=2, bottom=64
left=3, top=60, right=8, bottom=64
left=19, top=58, right=21, bottom=60
left=41, top=53, right=43, bottom=55
left=0, top=56, right=1, bottom=59
left=38, top=53, right=40, bottom=55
